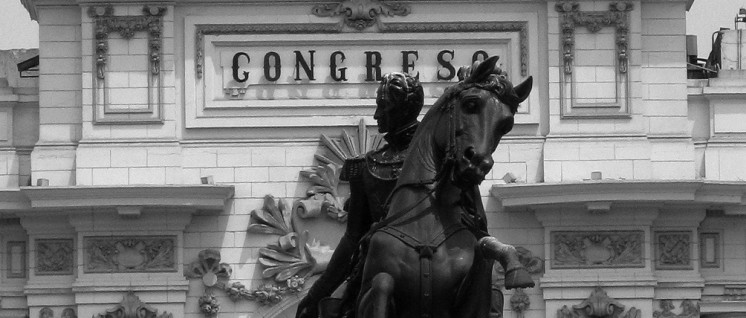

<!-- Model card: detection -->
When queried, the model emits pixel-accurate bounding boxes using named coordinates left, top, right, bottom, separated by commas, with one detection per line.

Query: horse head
left=436, top=56, right=532, bottom=187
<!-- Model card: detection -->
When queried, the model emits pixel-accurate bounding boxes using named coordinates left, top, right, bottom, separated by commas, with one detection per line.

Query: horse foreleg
left=358, top=273, right=395, bottom=318
left=478, top=237, right=534, bottom=289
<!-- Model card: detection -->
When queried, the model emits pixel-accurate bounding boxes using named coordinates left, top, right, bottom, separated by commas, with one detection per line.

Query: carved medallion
left=551, top=231, right=644, bottom=268
left=558, top=287, right=641, bottom=318
left=84, top=236, right=176, bottom=273
left=40, top=307, right=53, bottom=318
left=36, top=239, right=74, bottom=275
left=311, top=0, right=411, bottom=30
left=94, top=291, right=172, bottom=318
left=655, top=232, right=692, bottom=270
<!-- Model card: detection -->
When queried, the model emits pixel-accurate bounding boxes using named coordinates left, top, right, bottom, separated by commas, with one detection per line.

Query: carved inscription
left=84, top=236, right=176, bottom=273
left=36, top=239, right=74, bottom=275
left=655, top=232, right=691, bottom=270
left=552, top=231, right=644, bottom=268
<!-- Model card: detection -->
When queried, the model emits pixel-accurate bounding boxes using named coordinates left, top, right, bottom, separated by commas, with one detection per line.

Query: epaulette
left=340, top=156, right=366, bottom=182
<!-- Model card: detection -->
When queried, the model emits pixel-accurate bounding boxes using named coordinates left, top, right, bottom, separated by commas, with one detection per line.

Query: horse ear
left=513, top=76, right=533, bottom=104
left=467, top=56, right=500, bottom=83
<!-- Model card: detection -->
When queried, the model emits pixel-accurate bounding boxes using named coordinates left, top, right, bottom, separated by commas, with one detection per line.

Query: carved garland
left=311, top=0, right=411, bottom=31
left=36, top=239, right=74, bottom=275
left=555, top=1, right=633, bottom=74
left=87, top=6, right=166, bottom=79
left=84, top=236, right=176, bottom=273
left=552, top=231, right=644, bottom=269
left=194, top=21, right=530, bottom=79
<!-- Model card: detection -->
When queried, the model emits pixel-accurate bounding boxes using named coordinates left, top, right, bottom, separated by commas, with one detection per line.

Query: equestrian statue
left=297, top=56, right=533, bottom=318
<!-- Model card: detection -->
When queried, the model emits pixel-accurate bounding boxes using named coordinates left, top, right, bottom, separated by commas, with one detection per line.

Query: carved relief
left=61, top=308, right=76, bottom=318
left=194, top=21, right=530, bottom=79
left=655, top=232, right=692, bottom=270
left=87, top=6, right=166, bottom=79
left=40, top=307, right=53, bottom=318
left=311, top=0, right=411, bottom=30
left=36, top=239, right=74, bottom=275
left=557, top=287, right=641, bottom=318
left=510, top=288, right=531, bottom=318
left=186, top=249, right=233, bottom=287
left=725, top=286, right=746, bottom=300
left=93, top=291, right=172, bottom=318
left=555, top=1, right=632, bottom=74
left=552, top=231, right=644, bottom=268
left=653, top=300, right=699, bottom=318
left=84, top=236, right=176, bottom=273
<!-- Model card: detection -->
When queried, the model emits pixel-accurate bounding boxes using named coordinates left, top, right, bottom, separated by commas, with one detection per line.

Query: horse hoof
left=504, top=268, right=534, bottom=289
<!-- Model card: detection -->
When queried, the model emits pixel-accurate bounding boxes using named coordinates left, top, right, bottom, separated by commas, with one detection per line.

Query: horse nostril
left=464, top=147, right=476, bottom=160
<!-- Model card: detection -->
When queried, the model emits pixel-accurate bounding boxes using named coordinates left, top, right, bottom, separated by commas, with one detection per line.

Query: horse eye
left=463, top=100, right=479, bottom=112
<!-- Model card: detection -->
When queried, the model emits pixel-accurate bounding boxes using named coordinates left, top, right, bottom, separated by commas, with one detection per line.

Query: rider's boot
left=478, top=236, right=535, bottom=289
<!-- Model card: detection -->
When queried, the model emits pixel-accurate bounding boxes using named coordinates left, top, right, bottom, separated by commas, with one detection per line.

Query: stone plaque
left=36, top=239, right=74, bottom=275
left=551, top=231, right=644, bottom=268
left=84, top=236, right=176, bottom=273
left=700, top=232, right=720, bottom=268
left=655, top=231, right=692, bottom=270
left=7, top=241, right=26, bottom=278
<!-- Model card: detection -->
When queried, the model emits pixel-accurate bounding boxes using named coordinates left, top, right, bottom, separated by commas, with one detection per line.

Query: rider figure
left=295, top=72, right=424, bottom=318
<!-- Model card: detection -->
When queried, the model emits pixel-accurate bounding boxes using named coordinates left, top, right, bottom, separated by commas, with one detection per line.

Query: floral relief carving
left=552, top=231, right=644, bottom=268
left=653, top=300, right=699, bottom=318
left=186, top=249, right=233, bottom=287
left=555, top=1, right=633, bottom=74
left=36, top=239, right=74, bottom=275
left=87, top=5, right=166, bottom=79
left=94, top=291, right=172, bottom=318
left=557, top=287, right=641, bottom=318
left=84, top=236, right=176, bottom=273
left=655, top=232, right=691, bottom=269
left=311, top=0, right=411, bottom=30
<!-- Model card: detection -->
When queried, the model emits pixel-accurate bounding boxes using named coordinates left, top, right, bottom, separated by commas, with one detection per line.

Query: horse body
left=355, top=56, right=533, bottom=318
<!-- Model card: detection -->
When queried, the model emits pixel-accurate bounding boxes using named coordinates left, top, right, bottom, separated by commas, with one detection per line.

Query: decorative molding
left=84, top=236, right=176, bottom=273
left=6, top=241, right=26, bottom=278
left=87, top=5, right=166, bottom=80
left=551, top=231, right=644, bottom=268
left=194, top=21, right=530, bottom=79
left=655, top=231, right=692, bottom=270
left=557, top=287, right=641, bottom=318
left=40, top=307, right=53, bottom=318
left=186, top=249, right=233, bottom=287
left=700, top=232, right=720, bottom=268
left=555, top=1, right=632, bottom=75
left=653, top=300, right=699, bottom=318
left=94, top=291, right=172, bottom=318
left=61, top=308, right=76, bottom=318
left=554, top=1, right=633, bottom=119
left=724, top=286, right=746, bottom=301
left=86, top=5, right=166, bottom=124
left=35, top=239, right=74, bottom=275
left=311, top=0, right=411, bottom=30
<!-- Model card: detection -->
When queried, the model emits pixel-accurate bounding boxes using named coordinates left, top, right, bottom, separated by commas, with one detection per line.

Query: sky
left=1, top=0, right=745, bottom=57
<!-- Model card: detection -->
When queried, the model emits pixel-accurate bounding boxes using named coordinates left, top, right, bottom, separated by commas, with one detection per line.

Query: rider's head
left=374, top=72, right=424, bottom=134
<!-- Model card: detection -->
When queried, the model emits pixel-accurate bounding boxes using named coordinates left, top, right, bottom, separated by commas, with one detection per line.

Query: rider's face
left=374, top=97, right=395, bottom=133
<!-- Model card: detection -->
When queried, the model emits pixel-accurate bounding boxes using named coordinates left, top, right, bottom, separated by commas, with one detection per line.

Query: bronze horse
left=356, top=56, right=533, bottom=318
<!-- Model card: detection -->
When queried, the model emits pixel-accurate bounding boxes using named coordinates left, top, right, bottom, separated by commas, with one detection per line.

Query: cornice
left=0, top=189, right=31, bottom=211
left=491, top=180, right=746, bottom=212
left=17, top=184, right=234, bottom=211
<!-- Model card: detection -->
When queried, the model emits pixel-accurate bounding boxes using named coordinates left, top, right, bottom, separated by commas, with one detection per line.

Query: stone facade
left=2, top=0, right=746, bottom=318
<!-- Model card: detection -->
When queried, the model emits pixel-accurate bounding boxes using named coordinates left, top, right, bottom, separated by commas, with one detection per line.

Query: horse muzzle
left=454, top=147, right=494, bottom=185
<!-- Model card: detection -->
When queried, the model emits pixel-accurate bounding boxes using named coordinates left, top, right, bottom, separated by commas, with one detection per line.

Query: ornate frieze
left=558, top=287, right=641, bottom=318
left=35, top=239, right=74, bottom=275
left=87, top=6, right=166, bottom=79
left=551, top=231, right=644, bottom=268
left=311, top=0, right=411, bottom=31
left=555, top=1, right=633, bottom=74
left=84, top=236, right=176, bottom=273
left=94, top=291, right=172, bottom=318
left=655, top=231, right=692, bottom=270
left=653, top=300, right=699, bottom=318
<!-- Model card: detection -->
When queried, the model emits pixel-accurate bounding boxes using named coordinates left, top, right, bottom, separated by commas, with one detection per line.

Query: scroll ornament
left=557, top=287, right=641, bottom=318
left=92, top=291, right=172, bottom=318
left=311, top=0, right=411, bottom=30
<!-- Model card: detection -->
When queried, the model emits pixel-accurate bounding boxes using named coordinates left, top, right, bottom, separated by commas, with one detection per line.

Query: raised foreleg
left=357, top=272, right=396, bottom=318
left=478, top=236, right=534, bottom=289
